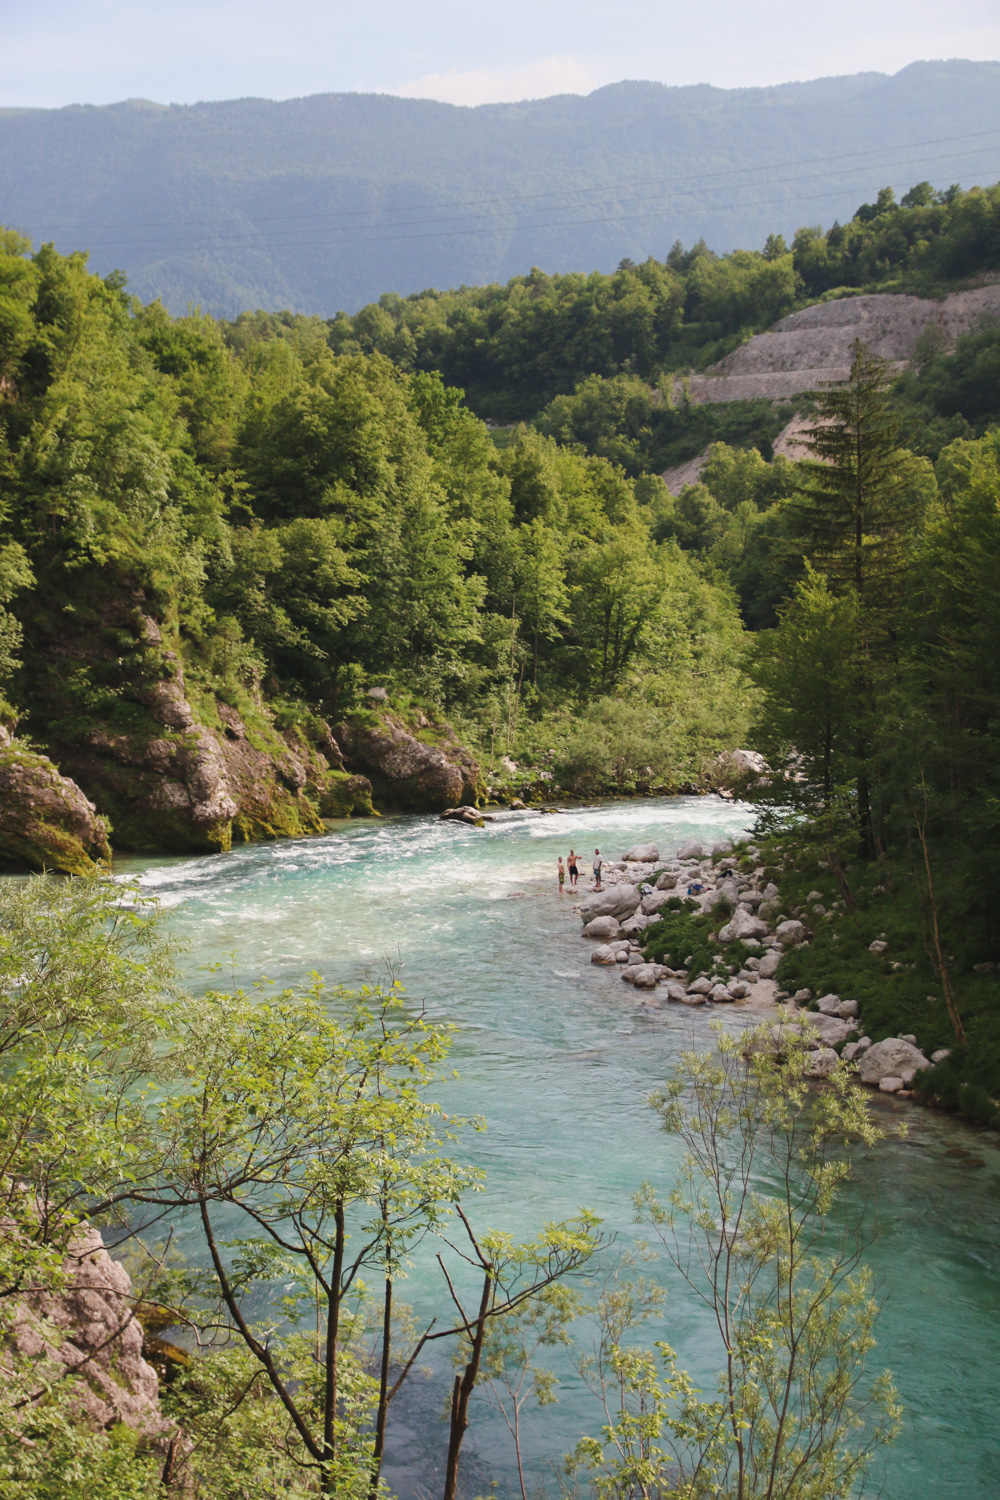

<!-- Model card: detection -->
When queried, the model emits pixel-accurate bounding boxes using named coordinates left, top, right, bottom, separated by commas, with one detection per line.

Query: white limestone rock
left=719, top=907, right=768, bottom=943
left=858, top=1038, right=930, bottom=1087
left=580, top=885, right=642, bottom=922
left=583, top=914, right=621, bottom=939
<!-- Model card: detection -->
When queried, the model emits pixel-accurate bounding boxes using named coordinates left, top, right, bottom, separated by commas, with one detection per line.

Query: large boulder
left=641, top=889, right=675, bottom=916
left=623, top=842, right=659, bottom=862
left=655, top=870, right=677, bottom=890
left=775, top=919, right=808, bottom=945
left=804, top=1047, right=841, bottom=1078
left=719, top=906, right=768, bottom=943
left=335, top=708, right=483, bottom=811
left=620, top=911, right=650, bottom=936
left=806, top=1013, right=858, bottom=1047
left=591, top=944, right=618, bottom=965
left=758, top=948, right=782, bottom=979
left=583, top=914, right=621, bottom=939
left=857, top=1038, right=931, bottom=1087
left=706, top=877, right=740, bottom=910
left=579, top=884, right=642, bottom=923
left=0, top=733, right=111, bottom=874
left=678, top=840, right=704, bottom=860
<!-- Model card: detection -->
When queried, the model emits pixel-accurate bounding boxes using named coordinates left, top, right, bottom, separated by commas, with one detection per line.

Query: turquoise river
left=118, top=796, right=1000, bottom=1498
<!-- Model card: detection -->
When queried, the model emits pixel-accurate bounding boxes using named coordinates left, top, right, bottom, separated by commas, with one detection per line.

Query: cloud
left=393, top=53, right=604, bottom=106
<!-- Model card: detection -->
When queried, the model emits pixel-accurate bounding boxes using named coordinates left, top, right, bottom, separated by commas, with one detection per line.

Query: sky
left=1, top=0, right=998, bottom=110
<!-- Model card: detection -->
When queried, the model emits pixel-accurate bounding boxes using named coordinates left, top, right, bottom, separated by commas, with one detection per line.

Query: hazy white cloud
left=394, top=54, right=605, bottom=106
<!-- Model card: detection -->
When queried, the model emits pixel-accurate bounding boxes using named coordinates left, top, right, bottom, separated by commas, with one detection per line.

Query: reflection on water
left=117, top=798, right=1000, bottom=1498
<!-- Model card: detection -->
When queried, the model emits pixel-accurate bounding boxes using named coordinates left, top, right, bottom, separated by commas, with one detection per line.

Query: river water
left=119, top=797, right=1000, bottom=1499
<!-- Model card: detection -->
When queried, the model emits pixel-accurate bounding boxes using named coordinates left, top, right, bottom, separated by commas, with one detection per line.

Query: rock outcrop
left=9, top=1224, right=169, bottom=1439
left=19, top=604, right=375, bottom=855
left=0, top=728, right=111, bottom=874
left=58, top=673, right=371, bottom=854
left=682, top=284, right=1000, bottom=404
left=334, top=707, right=484, bottom=811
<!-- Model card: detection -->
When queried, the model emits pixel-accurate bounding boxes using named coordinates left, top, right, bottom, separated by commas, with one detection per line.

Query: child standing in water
left=557, top=856, right=566, bottom=892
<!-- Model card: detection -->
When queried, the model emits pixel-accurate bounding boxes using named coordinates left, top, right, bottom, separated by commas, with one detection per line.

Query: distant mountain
left=2, top=60, right=1000, bottom=316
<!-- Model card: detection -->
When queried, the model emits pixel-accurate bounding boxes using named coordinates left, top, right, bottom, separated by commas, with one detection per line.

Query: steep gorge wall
left=0, top=609, right=483, bottom=872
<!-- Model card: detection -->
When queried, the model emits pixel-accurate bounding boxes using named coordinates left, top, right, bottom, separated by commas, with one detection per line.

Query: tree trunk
left=368, top=1275, right=393, bottom=1500
left=442, top=1270, right=492, bottom=1500
left=321, top=1202, right=347, bottom=1492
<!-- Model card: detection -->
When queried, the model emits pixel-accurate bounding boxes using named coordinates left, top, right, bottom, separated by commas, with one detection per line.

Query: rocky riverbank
left=573, top=830, right=947, bottom=1097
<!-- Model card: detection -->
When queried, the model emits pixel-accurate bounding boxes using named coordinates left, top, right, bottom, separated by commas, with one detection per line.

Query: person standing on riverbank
left=593, top=848, right=603, bottom=890
left=568, top=849, right=580, bottom=889
left=557, top=856, right=566, bottom=892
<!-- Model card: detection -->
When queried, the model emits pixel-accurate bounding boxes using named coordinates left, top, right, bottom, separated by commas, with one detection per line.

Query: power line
left=20, top=124, right=1000, bottom=240
left=51, top=144, right=1000, bottom=257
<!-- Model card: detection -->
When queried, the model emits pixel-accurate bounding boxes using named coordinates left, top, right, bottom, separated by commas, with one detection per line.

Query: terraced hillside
left=687, top=282, right=1000, bottom=402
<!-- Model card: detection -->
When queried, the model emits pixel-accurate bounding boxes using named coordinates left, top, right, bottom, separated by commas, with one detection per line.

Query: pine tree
left=790, top=340, right=930, bottom=855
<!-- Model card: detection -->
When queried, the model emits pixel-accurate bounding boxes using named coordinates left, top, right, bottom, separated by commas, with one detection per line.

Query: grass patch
left=641, top=896, right=750, bottom=979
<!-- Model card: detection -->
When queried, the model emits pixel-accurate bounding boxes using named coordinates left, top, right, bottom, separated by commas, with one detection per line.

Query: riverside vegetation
left=0, top=872, right=902, bottom=1499
left=0, top=172, right=999, bottom=1492
left=2, top=180, right=1000, bottom=869
left=1, top=178, right=999, bottom=1093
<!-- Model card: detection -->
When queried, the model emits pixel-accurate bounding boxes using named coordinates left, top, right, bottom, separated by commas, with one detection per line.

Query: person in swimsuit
left=558, top=857, right=566, bottom=892
left=568, top=849, right=579, bottom=888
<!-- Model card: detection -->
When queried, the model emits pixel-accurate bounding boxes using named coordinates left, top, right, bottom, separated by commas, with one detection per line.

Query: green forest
left=1, top=174, right=1000, bottom=1495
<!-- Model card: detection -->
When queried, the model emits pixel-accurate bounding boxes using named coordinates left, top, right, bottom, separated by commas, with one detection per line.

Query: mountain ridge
left=2, top=60, right=1000, bottom=315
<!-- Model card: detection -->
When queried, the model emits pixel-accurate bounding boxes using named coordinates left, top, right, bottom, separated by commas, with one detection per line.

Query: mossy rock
left=0, top=741, right=111, bottom=875
left=317, top=772, right=376, bottom=819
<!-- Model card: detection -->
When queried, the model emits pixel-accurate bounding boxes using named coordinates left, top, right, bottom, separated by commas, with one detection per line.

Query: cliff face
left=1, top=600, right=376, bottom=866
left=3, top=599, right=482, bottom=867
left=53, top=661, right=375, bottom=855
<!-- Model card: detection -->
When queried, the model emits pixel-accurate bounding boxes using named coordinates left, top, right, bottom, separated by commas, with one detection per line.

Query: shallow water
left=119, top=798, right=1000, bottom=1499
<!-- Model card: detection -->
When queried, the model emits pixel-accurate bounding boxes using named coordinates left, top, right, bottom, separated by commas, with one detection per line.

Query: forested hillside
left=332, top=178, right=1000, bottom=418
left=0, top=230, right=744, bottom=869
left=2, top=60, right=999, bottom=314
left=2, top=173, right=1000, bottom=1132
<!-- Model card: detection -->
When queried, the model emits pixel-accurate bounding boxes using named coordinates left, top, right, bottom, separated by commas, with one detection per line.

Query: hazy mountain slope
left=2, top=60, right=1000, bottom=315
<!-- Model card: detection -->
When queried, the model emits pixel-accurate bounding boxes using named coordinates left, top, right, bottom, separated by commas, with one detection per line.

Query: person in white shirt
left=592, top=848, right=603, bottom=890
